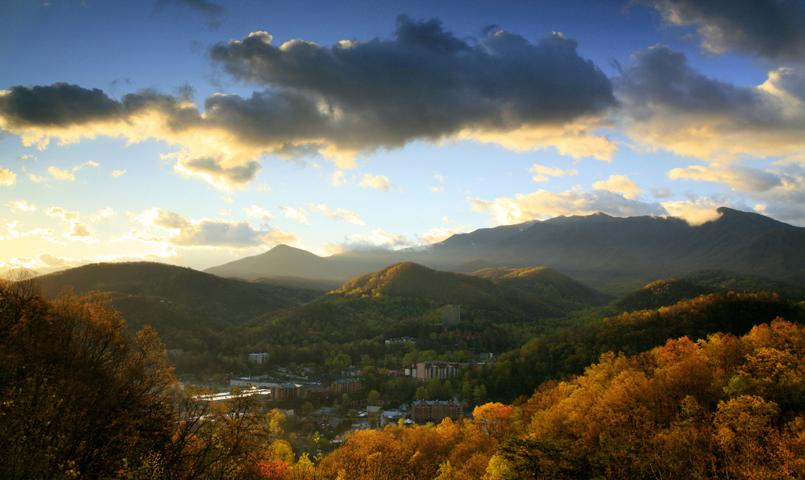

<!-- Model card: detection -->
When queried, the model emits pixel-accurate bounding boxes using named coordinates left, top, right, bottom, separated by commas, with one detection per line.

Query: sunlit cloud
left=472, top=187, right=664, bottom=225
left=359, top=173, right=391, bottom=191
left=111, top=169, right=126, bottom=177
left=281, top=206, right=310, bottom=225
left=592, top=174, right=641, bottom=200
left=660, top=198, right=724, bottom=226
left=0, top=168, right=16, bottom=186
left=312, top=203, right=364, bottom=225
left=616, top=46, right=805, bottom=163
left=130, top=207, right=296, bottom=248
left=5, top=200, right=36, bottom=213
left=529, top=163, right=579, bottom=183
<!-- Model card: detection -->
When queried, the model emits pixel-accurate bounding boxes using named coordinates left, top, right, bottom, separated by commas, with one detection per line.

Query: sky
left=1, top=0, right=804, bottom=273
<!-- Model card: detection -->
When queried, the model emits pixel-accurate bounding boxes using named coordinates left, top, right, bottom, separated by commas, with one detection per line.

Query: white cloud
left=5, top=200, right=36, bottom=212
left=46, top=206, right=80, bottom=220
left=331, top=170, right=347, bottom=186
left=592, top=174, right=641, bottom=200
left=131, top=207, right=296, bottom=248
left=0, top=168, right=16, bottom=186
left=359, top=173, right=391, bottom=191
left=111, top=169, right=126, bottom=177
left=27, top=172, right=47, bottom=184
left=244, top=205, right=273, bottom=221
left=17, top=153, right=36, bottom=161
left=312, top=203, right=364, bottom=225
left=472, top=187, right=664, bottom=225
left=660, top=198, right=724, bottom=225
left=342, top=228, right=413, bottom=251
left=418, top=225, right=468, bottom=244
left=529, top=163, right=579, bottom=182
left=281, top=206, right=310, bottom=224
left=47, top=166, right=75, bottom=181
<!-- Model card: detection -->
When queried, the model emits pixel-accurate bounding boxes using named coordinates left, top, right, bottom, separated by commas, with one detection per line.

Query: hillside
left=616, top=269, right=805, bottom=311
left=470, top=266, right=610, bottom=310
left=237, top=263, right=564, bottom=358
left=472, top=291, right=804, bottom=401
left=205, top=208, right=805, bottom=295
left=34, top=262, right=320, bottom=349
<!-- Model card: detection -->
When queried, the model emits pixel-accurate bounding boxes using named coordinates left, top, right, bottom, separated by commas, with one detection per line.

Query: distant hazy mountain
left=206, top=208, right=805, bottom=294
left=34, top=262, right=319, bottom=349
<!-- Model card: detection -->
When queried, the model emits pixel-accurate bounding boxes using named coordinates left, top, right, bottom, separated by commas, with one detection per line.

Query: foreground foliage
left=1, top=281, right=802, bottom=478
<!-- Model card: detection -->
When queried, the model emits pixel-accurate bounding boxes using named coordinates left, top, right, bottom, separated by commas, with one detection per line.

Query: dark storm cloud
left=642, top=0, right=805, bottom=62
left=0, top=18, right=620, bottom=185
left=0, top=84, right=202, bottom=130
left=615, top=45, right=762, bottom=117
left=0, top=83, right=121, bottom=127
left=208, top=15, right=616, bottom=148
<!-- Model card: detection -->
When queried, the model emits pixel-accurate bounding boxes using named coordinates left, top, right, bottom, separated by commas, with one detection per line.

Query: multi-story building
left=406, top=361, right=466, bottom=381
left=248, top=352, right=269, bottom=364
left=330, top=378, right=362, bottom=395
left=411, top=400, right=464, bottom=422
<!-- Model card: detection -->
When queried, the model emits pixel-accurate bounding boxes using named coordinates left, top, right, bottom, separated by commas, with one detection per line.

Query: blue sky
left=1, top=0, right=804, bottom=272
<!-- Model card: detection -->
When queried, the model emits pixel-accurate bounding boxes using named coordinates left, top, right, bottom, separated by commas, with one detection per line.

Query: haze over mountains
left=208, top=207, right=805, bottom=294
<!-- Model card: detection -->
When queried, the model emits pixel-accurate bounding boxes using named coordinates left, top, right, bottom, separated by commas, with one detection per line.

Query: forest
left=1, top=275, right=803, bottom=479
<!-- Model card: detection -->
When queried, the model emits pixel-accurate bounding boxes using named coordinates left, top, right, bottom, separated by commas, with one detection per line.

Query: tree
left=0, top=286, right=175, bottom=479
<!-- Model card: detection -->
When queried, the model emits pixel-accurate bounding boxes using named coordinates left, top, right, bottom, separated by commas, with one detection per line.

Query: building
left=441, top=304, right=460, bottom=327
left=272, top=383, right=299, bottom=402
left=411, top=400, right=464, bottom=423
left=407, top=361, right=466, bottom=381
left=248, top=352, right=269, bottom=364
left=330, top=378, right=362, bottom=395
left=384, top=336, right=415, bottom=345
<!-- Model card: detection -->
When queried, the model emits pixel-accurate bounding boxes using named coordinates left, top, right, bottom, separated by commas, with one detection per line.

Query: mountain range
left=207, top=207, right=805, bottom=294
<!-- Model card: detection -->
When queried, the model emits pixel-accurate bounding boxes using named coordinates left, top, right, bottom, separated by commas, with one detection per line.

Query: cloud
left=418, top=225, right=469, bottom=244
left=668, top=164, right=782, bottom=192
left=340, top=228, right=414, bottom=251
left=331, top=170, right=347, bottom=186
left=0, top=19, right=617, bottom=188
left=359, top=173, right=391, bottom=191
left=0, top=168, right=16, bottom=186
left=243, top=205, right=273, bottom=221
left=641, top=0, right=805, bottom=62
left=616, top=46, right=805, bottom=162
left=529, top=163, right=578, bottom=182
left=111, top=169, right=126, bottom=177
left=5, top=200, right=36, bottom=212
left=210, top=17, right=616, bottom=159
left=46, top=160, right=98, bottom=182
left=312, top=204, right=364, bottom=225
left=472, top=187, right=664, bottom=224
left=27, top=173, right=46, bottom=184
left=17, top=153, right=36, bottom=161
left=67, top=222, right=93, bottom=240
left=46, top=206, right=79, bottom=220
left=47, top=166, right=75, bottom=181
left=281, top=206, right=310, bottom=224
left=660, top=198, right=724, bottom=225
left=592, top=174, right=641, bottom=199
left=133, top=207, right=295, bottom=248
